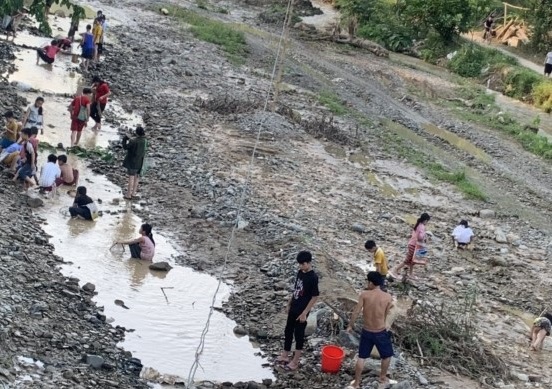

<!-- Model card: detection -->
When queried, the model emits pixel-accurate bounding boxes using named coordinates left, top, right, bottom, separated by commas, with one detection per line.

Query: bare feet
left=275, top=355, right=289, bottom=365
left=284, top=362, right=299, bottom=371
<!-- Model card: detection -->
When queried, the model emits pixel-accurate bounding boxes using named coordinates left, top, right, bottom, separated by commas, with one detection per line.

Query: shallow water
left=32, top=156, right=273, bottom=382
left=301, top=0, right=339, bottom=30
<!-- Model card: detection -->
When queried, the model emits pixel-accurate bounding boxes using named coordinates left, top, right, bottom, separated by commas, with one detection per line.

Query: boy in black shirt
left=277, top=251, right=320, bottom=371
left=69, top=186, right=98, bottom=220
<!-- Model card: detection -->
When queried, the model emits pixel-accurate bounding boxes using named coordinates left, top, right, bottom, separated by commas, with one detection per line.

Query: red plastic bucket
left=321, top=345, right=345, bottom=374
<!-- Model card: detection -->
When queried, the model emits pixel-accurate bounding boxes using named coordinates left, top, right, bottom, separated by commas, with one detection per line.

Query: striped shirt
left=39, top=162, right=61, bottom=187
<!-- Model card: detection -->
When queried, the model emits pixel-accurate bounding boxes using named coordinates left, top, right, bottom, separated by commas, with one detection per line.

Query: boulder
left=85, top=354, right=104, bottom=369
left=27, top=197, right=44, bottom=208
left=479, top=209, right=495, bottom=219
left=149, top=262, right=173, bottom=272
left=82, top=283, right=96, bottom=293
left=495, top=228, right=508, bottom=243
left=305, top=312, right=318, bottom=336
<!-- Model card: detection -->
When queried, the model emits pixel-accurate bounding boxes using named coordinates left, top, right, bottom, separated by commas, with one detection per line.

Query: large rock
left=479, top=209, right=495, bottom=219
left=85, top=355, right=104, bottom=369
left=82, top=282, right=96, bottom=293
left=495, top=228, right=508, bottom=243
left=149, top=262, right=173, bottom=272
left=27, top=197, right=44, bottom=208
left=305, top=312, right=318, bottom=336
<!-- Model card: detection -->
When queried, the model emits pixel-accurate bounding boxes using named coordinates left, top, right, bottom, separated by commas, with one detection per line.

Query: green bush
left=318, top=90, right=348, bottom=115
left=448, top=44, right=517, bottom=78
left=358, top=23, right=414, bottom=52
left=503, top=67, right=541, bottom=100
left=420, top=33, right=453, bottom=63
left=533, top=80, right=552, bottom=113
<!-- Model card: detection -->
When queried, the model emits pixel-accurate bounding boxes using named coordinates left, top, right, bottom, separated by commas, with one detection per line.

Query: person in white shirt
left=452, top=220, right=474, bottom=249
left=22, top=97, right=45, bottom=135
left=544, top=51, right=552, bottom=77
left=39, top=154, right=61, bottom=192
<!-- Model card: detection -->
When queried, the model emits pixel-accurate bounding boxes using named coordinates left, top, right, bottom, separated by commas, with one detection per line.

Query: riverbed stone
left=27, top=197, right=44, bottom=208
left=85, top=355, right=105, bottom=369
left=149, top=262, right=173, bottom=271
left=82, top=283, right=96, bottom=293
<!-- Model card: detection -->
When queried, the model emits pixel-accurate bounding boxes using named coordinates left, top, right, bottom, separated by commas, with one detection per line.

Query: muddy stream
left=6, top=11, right=273, bottom=386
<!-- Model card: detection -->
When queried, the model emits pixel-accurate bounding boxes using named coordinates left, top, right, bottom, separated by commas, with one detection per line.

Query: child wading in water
left=116, top=224, right=156, bottom=261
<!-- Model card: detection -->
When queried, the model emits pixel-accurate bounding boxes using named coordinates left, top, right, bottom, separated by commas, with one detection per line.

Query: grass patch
left=318, top=90, right=349, bottom=115
left=448, top=43, right=518, bottom=78
left=427, top=163, right=486, bottom=200
left=533, top=80, right=552, bottom=113
left=503, top=67, right=541, bottom=100
left=164, top=5, right=248, bottom=65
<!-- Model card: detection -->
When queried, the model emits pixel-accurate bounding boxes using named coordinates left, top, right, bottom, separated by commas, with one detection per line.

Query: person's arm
left=29, top=146, right=36, bottom=171
left=86, top=103, right=91, bottom=120
left=297, top=296, right=318, bottom=323
left=122, top=136, right=132, bottom=150
left=5, top=123, right=16, bottom=137
left=99, top=90, right=111, bottom=103
left=347, top=294, right=364, bottom=331
left=41, top=110, right=45, bottom=134
left=118, top=236, right=143, bottom=245
left=384, top=298, right=394, bottom=330
left=21, top=108, right=30, bottom=127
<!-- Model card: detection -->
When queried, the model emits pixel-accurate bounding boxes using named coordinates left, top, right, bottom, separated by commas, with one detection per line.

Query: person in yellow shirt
left=365, top=240, right=388, bottom=291
left=1, top=111, right=22, bottom=149
left=92, top=18, right=103, bottom=62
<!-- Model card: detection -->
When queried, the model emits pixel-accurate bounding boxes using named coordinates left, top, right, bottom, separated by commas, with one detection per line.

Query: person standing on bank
left=365, top=240, right=389, bottom=291
left=90, top=76, right=111, bottom=131
left=22, top=97, right=45, bottom=135
left=390, top=212, right=430, bottom=279
left=277, top=251, right=320, bottom=371
left=122, top=126, right=147, bottom=200
left=347, top=272, right=394, bottom=389
left=544, top=50, right=552, bottom=77
left=69, top=88, right=92, bottom=147
left=116, top=223, right=156, bottom=261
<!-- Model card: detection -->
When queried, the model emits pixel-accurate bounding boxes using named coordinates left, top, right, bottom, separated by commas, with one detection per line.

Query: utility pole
left=272, top=0, right=295, bottom=108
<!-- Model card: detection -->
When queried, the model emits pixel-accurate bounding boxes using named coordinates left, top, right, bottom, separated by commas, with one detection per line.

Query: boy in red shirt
left=69, top=88, right=92, bottom=147
left=91, top=76, right=111, bottom=131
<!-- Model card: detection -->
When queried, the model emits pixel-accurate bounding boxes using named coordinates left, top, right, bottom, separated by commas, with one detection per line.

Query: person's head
left=364, top=240, right=377, bottom=253
left=30, top=127, right=38, bottom=137
left=76, top=186, right=87, bottom=196
left=58, top=154, right=68, bottom=165
left=21, top=127, right=31, bottom=140
left=34, top=97, right=44, bottom=108
left=4, top=111, right=15, bottom=122
left=136, top=126, right=145, bottom=137
left=367, top=271, right=383, bottom=290
left=140, top=223, right=155, bottom=246
left=86, top=24, right=92, bottom=31
left=459, top=220, right=469, bottom=228
left=97, top=10, right=103, bottom=17
left=296, top=251, right=313, bottom=271
left=47, top=154, right=57, bottom=163
left=414, top=212, right=431, bottom=230
left=82, top=87, right=92, bottom=96
left=92, top=75, right=103, bottom=85
left=50, top=39, right=58, bottom=46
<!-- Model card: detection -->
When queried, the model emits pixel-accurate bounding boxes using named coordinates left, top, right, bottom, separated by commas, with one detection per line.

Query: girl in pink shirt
left=117, top=223, right=156, bottom=261
left=390, top=213, right=430, bottom=279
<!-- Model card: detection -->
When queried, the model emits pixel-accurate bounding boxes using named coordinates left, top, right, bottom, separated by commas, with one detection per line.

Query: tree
left=527, top=0, right=552, bottom=52
left=0, top=0, right=85, bottom=35
left=399, top=0, right=486, bottom=43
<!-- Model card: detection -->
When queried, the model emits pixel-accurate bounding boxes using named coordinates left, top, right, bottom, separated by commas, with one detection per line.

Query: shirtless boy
left=347, top=272, right=394, bottom=388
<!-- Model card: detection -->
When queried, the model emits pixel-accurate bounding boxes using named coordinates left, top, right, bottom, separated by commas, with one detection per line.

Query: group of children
left=33, top=10, right=107, bottom=72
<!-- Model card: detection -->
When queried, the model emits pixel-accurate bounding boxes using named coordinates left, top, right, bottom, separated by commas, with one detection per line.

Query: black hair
left=50, top=39, right=58, bottom=45
left=92, top=75, right=102, bottom=84
left=460, top=220, right=469, bottom=228
left=30, top=127, right=38, bottom=135
left=367, top=271, right=383, bottom=287
left=4, top=111, right=14, bottom=118
left=58, top=154, right=68, bottom=163
left=22, top=127, right=32, bottom=136
left=141, top=223, right=155, bottom=246
left=413, top=212, right=431, bottom=231
left=77, top=186, right=87, bottom=195
left=97, top=10, right=103, bottom=15
left=35, top=97, right=44, bottom=103
left=47, top=154, right=57, bottom=163
left=296, top=251, right=312, bottom=263
left=83, top=87, right=93, bottom=94
left=136, top=126, right=145, bottom=136
left=86, top=24, right=92, bottom=30
left=364, top=240, right=376, bottom=250
left=543, top=313, right=552, bottom=322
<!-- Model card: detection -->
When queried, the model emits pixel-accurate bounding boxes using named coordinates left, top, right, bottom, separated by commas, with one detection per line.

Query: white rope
left=186, top=0, right=295, bottom=386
